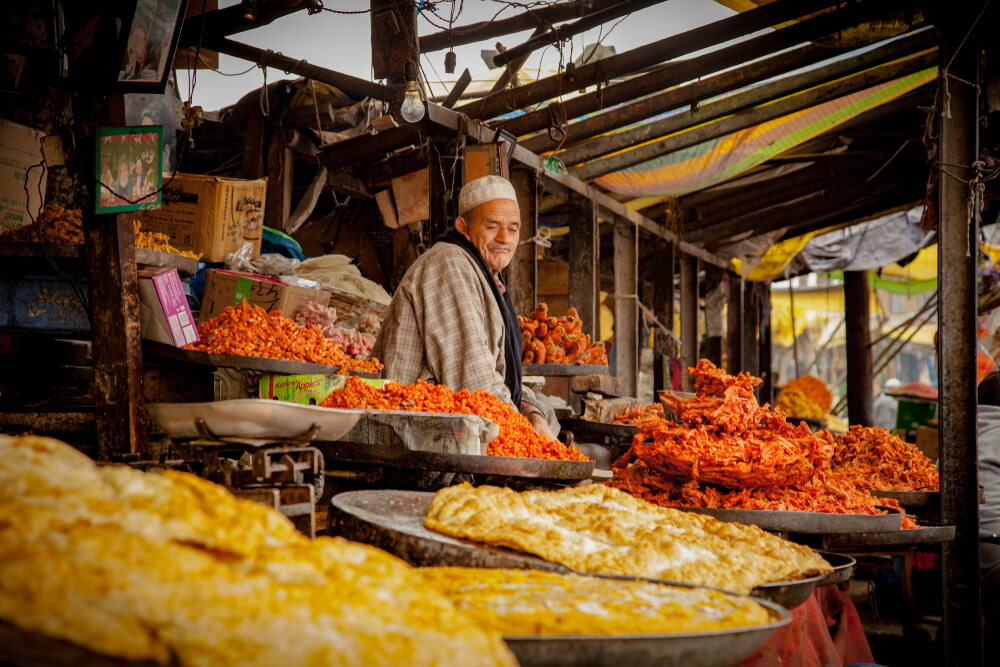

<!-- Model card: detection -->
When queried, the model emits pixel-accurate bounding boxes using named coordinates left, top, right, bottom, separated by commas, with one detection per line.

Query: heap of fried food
left=0, top=204, right=83, bottom=244
left=134, top=220, right=200, bottom=259
left=609, top=360, right=917, bottom=527
left=831, top=425, right=939, bottom=492
left=0, top=435, right=516, bottom=666
left=321, top=376, right=590, bottom=461
left=775, top=387, right=826, bottom=420
left=519, top=303, right=607, bottom=365
left=425, top=483, right=831, bottom=594
left=420, top=567, right=777, bottom=637
left=184, top=301, right=383, bottom=374
left=782, top=375, right=833, bottom=412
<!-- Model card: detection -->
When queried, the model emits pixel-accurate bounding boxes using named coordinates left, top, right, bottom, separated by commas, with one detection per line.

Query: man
left=874, top=378, right=901, bottom=430
left=978, top=370, right=1000, bottom=664
left=373, top=175, right=557, bottom=437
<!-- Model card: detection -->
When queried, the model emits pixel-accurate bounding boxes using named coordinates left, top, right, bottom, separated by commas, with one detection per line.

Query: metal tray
left=330, top=490, right=825, bottom=607
left=869, top=489, right=939, bottom=508
left=522, top=363, right=610, bottom=377
left=135, top=247, right=198, bottom=275
left=561, top=418, right=638, bottom=443
left=816, top=552, right=857, bottom=587
left=144, top=340, right=381, bottom=378
left=147, top=400, right=364, bottom=442
left=822, top=524, right=956, bottom=550
left=676, top=506, right=902, bottom=534
left=318, top=442, right=594, bottom=480
left=502, top=598, right=789, bottom=667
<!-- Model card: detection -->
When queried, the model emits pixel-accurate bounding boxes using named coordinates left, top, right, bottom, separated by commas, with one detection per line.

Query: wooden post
left=508, top=168, right=537, bottom=316
left=614, top=221, right=639, bottom=397
left=844, top=270, right=874, bottom=426
left=371, top=0, right=418, bottom=84
left=743, top=282, right=759, bottom=379
left=265, top=129, right=294, bottom=231
left=652, top=243, right=674, bottom=394
left=679, top=254, right=698, bottom=391
left=569, top=197, right=599, bottom=340
left=243, top=111, right=266, bottom=179
left=85, top=212, right=147, bottom=459
left=937, top=7, right=982, bottom=665
left=703, top=266, right=723, bottom=367
left=726, top=273, right=743, bottom=374
left=758, top=283, right=773, bottom=405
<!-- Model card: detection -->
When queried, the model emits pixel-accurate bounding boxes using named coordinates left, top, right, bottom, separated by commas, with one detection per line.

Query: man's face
left=456, top=198, right=520, bottom=275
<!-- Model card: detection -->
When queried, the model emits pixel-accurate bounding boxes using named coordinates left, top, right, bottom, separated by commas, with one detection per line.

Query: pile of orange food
left=781, top=375, right=833, bottom=412
left=608, top=360, right=917, bottom=528
left=519, top=304, right=607, bottom=365
left=0, top=204, right=83, bottom=244
left=134, top=220, right=199, bottom=259
left=831, top=425, right=939, bottom=492
left=321, top=376, right=590, bottom=462
left=184, top=301, right=383, bottom=374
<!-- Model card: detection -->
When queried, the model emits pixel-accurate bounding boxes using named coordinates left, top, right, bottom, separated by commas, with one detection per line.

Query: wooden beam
left=443, top=69, right=472, bottom=108
left=243, top=111, right=265, bottom=179
left=569, top=197, right=599, bottom=340
left=758, top=284, right=773, bottom=405
left=936, top=6, right=983, bottom=664
left=209, top=38, right=391, bottom=101
left=573, top=50, right=935, bottom=180
left=419, top=0, right=625, bottom=53
left=489, top=27, right=545, bottom=95
left=652, top=243, right=674, bottom=395
left=319, top=126, right=422, bottom=172
left=265, top=130, right=294, bottom=231
left=726, top=273, right=743, bottom=374
left=424, top=101, right=731, bottom=270
left=560, top=45, right=936, bottom=167
left=456, top=0, right=849, bottom=121
left=703, top=266, right=724, bottom=368
left=493, top=0, right=665, bottom=67
left=679, top=254, right=698, bottom=392
left=84, top=212, right=146, bottom=459
left=613, top=221, right=638, bottom=397
left=742, top=282, right=760, bottom=380
left=178, top=2, right=306, bottom=47
left=844, top=270, right=873, bottom=426
left=527, top=28, right=935, bottom=155
left=508, top=168, right=538, bottom=316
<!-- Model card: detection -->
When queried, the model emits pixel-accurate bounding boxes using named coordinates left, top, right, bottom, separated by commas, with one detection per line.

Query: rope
left=940, top=0, right=991, bottom=119
left=518, top=226, right=552, bottom=248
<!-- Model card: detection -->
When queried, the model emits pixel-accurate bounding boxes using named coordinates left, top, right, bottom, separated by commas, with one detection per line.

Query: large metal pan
left=676, top=506, right=902, bottom=534
left=816, top=552, right=857, bottom=587
left=148, top=400, right=364, bottom=442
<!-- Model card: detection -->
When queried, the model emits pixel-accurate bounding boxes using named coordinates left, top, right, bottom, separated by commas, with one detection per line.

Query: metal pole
left=937, top=4, right=983, bottom=664
left=844, top=270, right=874, bottom=426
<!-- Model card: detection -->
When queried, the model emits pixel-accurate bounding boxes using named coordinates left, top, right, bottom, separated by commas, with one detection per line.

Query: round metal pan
left=522, top=363, right=610, bottom=377
left=318, top=442, right=594, bottom=480
left=676, top=506, right=902, bottom=534
left=816, top=552, right=857, bottom=587
left=0, top=621, right=159, bottom=667
left=330, top=490, right=828, bottom=608
left=868, top=489, right=938, bottom=508
left=147, top=400, right=364, bottom=442
left=822, top=524, right=956, bottom=550
left=502, top=597, right=789, bottom=667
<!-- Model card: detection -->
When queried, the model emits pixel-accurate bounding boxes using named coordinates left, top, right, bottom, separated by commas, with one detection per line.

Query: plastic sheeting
left=797, top=207, right=929, bottom=273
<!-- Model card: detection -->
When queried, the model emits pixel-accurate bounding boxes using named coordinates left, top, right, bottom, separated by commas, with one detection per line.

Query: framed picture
left=116, top=0, right=189, bottom=93
left=95, top=126, right=163, bottom=214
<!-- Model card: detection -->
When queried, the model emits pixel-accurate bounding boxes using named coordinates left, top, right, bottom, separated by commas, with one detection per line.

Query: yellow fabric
left=770, top=286, right=881, bottom=347
left=744, top=232, right=823, bottom=281
left=881, top=245, right=937, bottom=281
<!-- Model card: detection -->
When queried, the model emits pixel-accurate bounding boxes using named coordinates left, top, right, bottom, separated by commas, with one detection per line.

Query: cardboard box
left=260, top=373, right=389, bottom=405
left=199, top=269, right=331, bottom=322
left=136, top=173, right=266, bottom=262
left=0, top=118, right=45, bottom=233
left=138, top=267, right=200, bottom=347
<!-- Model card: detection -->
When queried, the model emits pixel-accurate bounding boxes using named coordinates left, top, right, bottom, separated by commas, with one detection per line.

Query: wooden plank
left=652, top=243, right=674, bottom=394
left=243, top=111, right=265, bottom=179
left=264, top=130, right=293, bottom=231
left=726, top=273, right=743, bottom=374
left=703, top=266, right=724, bottom=368
left=758, top=284, right=773, bottom=405
left=508, top=168, right=537, bottom=317
left=613, top=221, right=638, bottom=397
left=568, top=197, right=599, bottom=340
left=679, top=254, right=698, bottom=392
left=570, top=374, right=622, bottom=397
left=742, top=281, right=760, bottom=379
left=85, top=212, right=146, bottom=459
left=844, top=270, right=873, bottom=425
left=522, top=363, right=610, bottom=377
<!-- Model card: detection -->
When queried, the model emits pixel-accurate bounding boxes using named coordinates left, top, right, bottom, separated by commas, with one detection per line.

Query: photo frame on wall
left=115, top=0, right=189, bottom=93
left=95, top=126, right=163, bottom=214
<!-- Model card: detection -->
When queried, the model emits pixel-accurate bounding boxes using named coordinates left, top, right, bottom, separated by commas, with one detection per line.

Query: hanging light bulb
left=399, top=61, right=425, bottom=123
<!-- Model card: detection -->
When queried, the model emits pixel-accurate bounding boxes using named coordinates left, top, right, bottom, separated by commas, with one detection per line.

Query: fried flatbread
left=420, top=567, right=775, bottom=636
left=0, top=435, right=515, bottom=666
left=425, top=483, right=831, bottom=594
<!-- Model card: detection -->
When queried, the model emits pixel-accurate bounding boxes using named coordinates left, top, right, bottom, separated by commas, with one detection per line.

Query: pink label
left=151, top=268, right=200, bottom=346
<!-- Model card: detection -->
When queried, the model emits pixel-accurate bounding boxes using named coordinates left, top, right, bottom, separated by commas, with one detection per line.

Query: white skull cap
left=458, top=175, right=517, bottom=216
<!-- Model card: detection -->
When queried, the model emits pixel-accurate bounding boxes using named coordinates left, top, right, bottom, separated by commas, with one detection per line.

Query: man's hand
left=527, top=412, right=556, bottom=440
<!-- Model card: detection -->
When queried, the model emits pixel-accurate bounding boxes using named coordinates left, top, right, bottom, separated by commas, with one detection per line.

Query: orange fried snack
left=184, top=301, right=383, bottom=374
left=830, top=425, right=939, bottom=492
left=782, top=375, right=833, bottom=413
left=0, top=204, right=83, bottom=244
left=321, top=377, right=590, bottom=462
left=518, top=303, right=607, bottom=366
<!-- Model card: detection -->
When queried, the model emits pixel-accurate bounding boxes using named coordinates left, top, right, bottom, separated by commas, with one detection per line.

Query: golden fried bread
left=425, top=483, right=831, bottom=594
left=0, top=435, right=515, bottom=666
left=420, top=567, right=775, bottom=636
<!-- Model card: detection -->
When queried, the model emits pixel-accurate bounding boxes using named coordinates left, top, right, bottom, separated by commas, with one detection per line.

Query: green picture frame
left=95, top=125, right=163, bottom=214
